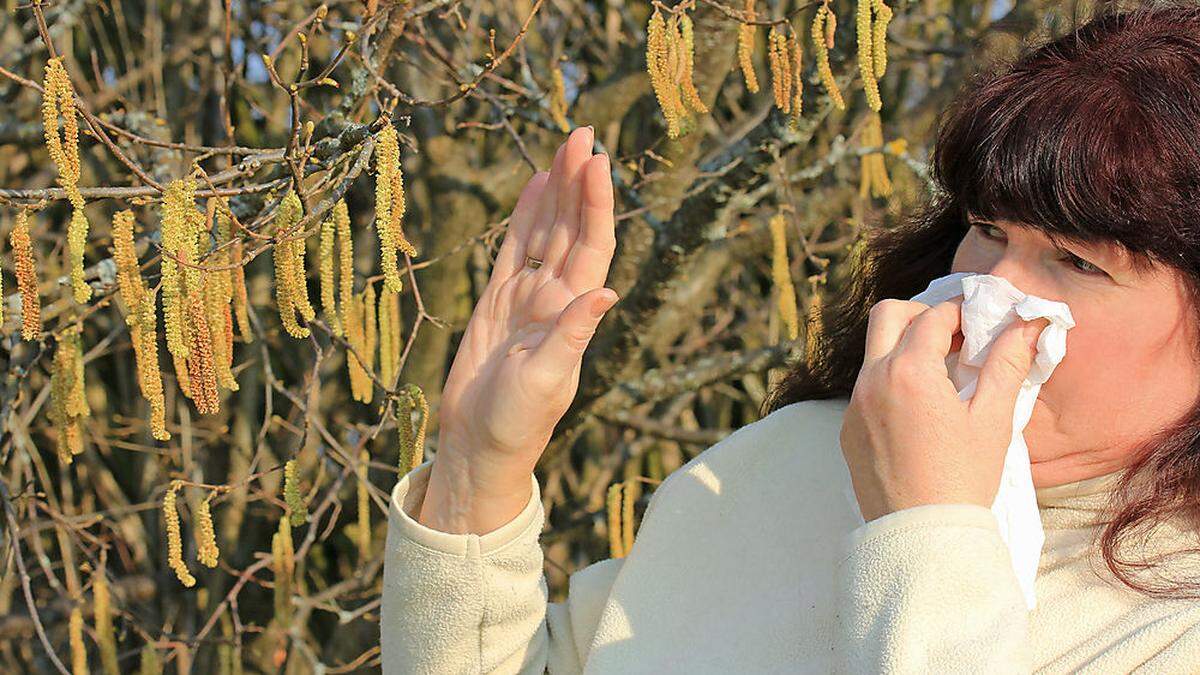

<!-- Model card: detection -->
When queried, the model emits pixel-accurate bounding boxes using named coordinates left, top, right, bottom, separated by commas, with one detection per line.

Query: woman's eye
left=971, top=223, right=1106, bottom=277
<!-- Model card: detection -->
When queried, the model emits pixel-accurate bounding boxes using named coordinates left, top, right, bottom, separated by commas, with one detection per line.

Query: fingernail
left=1024, top=319, right=1046, bottom=340
left=591, top=291, right=616, bottom=317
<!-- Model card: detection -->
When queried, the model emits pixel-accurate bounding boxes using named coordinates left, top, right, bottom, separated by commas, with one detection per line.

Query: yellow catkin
left=69, top=605, right=87, bottom=674
left=789, top=31, right=804, bottom=126
left=737, top=0, right=759, bottom=94
left=185, top=293, right=219, bottom=415
left=273, top=192, right=310, bottom=339
left=606, top=483, right=625, bottom=559
left=646, top=10, right=680, bottom=138
left=271, top=515, right=294, bottom=624
left=769, top=214, right=800, bottom=341
left=195, top=494, right=219, bottom=568
left=768, top=26, right=792, bottom=113
left=859, top=110, right=893, bottom=198
left=10, top=210, right=41, bottom=341
left=396, top=384, right=428, bottom=474
left=873, top=0, right=892, bottom=79
left=362, top=283, right=377, bottom=377
left=549, top=62, right=570, bottom=133
left=356, top=449, right=370, bottom=559
left=374, top=126, right=405, bottom=293
left=209, top=209, right=238, bottom=390
left=335, top=200, right=353, bottom=335
left=319, top=209, right=340, bottom=336
left=344, top=292, right=369, bottom=402
left=663, top=14, right=689, bottom=136
left=283, top=459, right=308, bottom=526
left=678, top=13, right=709, bottom=116
left=112, top=210, right=171, bottom=440
left=621, top=480, right=635, bottom=555
left=377, top=286, right=401, bottom=386
left=161, top=179, right=197, bottom=361
left=49, top=325, right=87, bottom=463
left=812, top=3, right=846, bottom=110
left=805, top=285, right=824, bottom=365
left=42, top=57, right=91, bottom=304
left=389, top=153, right=416, bottom=260
left=93, top=564, right=119, bottom=675
left=230, top=236, right=252, bottom=343
left=164, top=481, right=195, bottom=587
left=857, top=0, right=882, bottom=112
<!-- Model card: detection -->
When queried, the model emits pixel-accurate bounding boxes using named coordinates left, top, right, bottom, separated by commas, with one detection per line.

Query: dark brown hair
left=762, top=1, right=1200, bottom=599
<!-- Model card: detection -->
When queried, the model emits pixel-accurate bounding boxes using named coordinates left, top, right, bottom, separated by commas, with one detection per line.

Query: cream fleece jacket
left=381, top=397, right=1200, bottom=673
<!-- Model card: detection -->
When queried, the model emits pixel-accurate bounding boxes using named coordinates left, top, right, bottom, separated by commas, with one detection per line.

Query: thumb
left=526, top=288, right=618, bottom=384
left=971, top=317, right=1049, bottom=420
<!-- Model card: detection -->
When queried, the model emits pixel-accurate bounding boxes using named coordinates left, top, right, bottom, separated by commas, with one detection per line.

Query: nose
left=953, top=253, right=1052, bottom=300
left=979, top=257, right=1045, bottom=297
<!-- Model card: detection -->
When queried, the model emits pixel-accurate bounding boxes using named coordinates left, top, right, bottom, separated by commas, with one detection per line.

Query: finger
left=526, top=140, right=568, bottom=261
left=492, top=171, right=551, bottom=282
left=544, top=126, right=596, bottom=276
left=524, top=287, right=619, bottom=390
left=892, top=297, right=964, bottom=366
left=863, top=299, right=940, bottom=363
left=971, top=317, right=1049, bottom=419
left=562, top=153, right=616, bottom=292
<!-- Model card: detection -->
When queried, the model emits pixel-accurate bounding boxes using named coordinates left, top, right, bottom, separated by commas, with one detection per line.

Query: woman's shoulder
left=642, top=396, right=854, bottom=521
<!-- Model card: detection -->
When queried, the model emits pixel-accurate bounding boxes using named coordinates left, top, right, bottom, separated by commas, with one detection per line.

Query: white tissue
left=843, top=272, right=1075, bottom=611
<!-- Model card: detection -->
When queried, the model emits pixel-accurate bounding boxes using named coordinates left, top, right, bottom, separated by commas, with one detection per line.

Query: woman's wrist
left=416, top=441, right=535, bottom=535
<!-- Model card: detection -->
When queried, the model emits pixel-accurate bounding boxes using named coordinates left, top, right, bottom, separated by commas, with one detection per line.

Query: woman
left=383, top=3, right=1200, bottom=672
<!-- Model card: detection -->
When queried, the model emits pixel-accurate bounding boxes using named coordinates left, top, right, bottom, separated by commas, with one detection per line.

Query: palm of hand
left=438, top=126, right=618, bottom=471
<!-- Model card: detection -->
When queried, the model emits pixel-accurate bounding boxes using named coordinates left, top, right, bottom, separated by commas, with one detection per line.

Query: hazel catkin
left=49, top=324, right=87, bottom=464
left=185, top=292, right=219, bottom=415
left=319, top=208, right=340, bottom=336
left=737, top=1, right=760, bottom=94
left=273, top=192, right=311, bottom=339
left=607, top=482, right=625, bottom=559
left=164, top=481, right=196, bottom=587
left=769, top=213, right=801, bottom=341
left=396, top=383, right=428, bottom=474
left=42, top=57, right=91, bottom=304
left=70, top=605, right=87, bottom=674
left=10, top=210, right=41, bottom=341
left=856, top=0, right=883, bottom=112
left=356, top=449, right=371, bottom=559
left=271, top=515, right=295, bottom=624
left=194, top=495, right=219, bottom=568
left=161, top=179, right=197, bottom=361
left=92, top=563, right=119, bottom=675
left=374, top=126, right=405, bottom=293
left=812, top=3, right=846, bottom=111
left=377, top=286, right=401, bottom=386
left=111, top=210, right=171, bottom=440
left=283, top=458, right=308, bottom=526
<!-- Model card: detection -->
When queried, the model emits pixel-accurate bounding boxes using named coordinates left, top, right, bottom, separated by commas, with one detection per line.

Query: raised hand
left=417, top=126, right=619, bottom=534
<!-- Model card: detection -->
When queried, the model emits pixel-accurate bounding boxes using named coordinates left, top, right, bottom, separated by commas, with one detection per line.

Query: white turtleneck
left=381, top=397, right=1200, bottom=673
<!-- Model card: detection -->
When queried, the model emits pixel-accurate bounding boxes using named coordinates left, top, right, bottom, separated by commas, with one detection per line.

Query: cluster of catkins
left=646, top=6, right=709, bottom=138
left=162, top=480, right=220, bottom=587
left=652, top=0, right=896, bottom=134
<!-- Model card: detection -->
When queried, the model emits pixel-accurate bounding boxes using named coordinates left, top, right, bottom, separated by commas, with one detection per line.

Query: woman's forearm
left=416, top=444, right=534, bottom=534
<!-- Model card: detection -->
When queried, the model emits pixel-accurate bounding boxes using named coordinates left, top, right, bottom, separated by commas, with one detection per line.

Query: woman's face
left=950, top=216, right=1200, bottom=488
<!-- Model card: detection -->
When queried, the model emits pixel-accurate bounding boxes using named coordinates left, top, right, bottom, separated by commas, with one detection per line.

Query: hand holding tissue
left=840, top=271, right=1075, bottom=611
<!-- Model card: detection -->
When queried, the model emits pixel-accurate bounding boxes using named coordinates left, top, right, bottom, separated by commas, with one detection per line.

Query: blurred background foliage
left=0, top=0, right=1107, bottom=672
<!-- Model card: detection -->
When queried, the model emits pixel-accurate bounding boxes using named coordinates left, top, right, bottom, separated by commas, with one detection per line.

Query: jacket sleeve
left=381, top=459, right=624, bottom=674
left=833, top=503, right=1033, bottom=674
